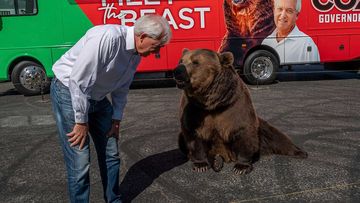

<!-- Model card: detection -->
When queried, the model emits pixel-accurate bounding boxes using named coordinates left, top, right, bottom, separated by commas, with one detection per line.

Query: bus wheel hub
left=19, top=66, right=45, bottom=90
left=251, top=56, right=273, bottom=79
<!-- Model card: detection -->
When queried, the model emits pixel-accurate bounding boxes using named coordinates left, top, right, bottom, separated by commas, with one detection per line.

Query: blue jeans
left=50, top=78, right=121, bottom=203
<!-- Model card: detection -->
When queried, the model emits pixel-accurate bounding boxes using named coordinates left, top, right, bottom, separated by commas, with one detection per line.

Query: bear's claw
left=193, top=162, right=209, bottom=172
left=233, top=163, right=253, bottom=175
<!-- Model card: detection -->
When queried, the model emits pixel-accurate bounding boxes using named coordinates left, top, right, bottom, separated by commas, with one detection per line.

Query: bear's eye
left=192, top=60, right=199, bottom=65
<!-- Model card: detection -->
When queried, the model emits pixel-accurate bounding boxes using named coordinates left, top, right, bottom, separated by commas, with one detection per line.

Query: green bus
left=0, top=0, right=92, bottom=95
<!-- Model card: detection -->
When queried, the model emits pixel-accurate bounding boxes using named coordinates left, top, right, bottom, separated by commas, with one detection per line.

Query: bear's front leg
left=188, top=137, right=210, bottom=172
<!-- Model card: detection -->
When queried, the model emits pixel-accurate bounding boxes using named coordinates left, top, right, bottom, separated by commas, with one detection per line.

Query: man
left=262, top=0, right=320, bottom=64
left=50, top=14, right=171, bottom=203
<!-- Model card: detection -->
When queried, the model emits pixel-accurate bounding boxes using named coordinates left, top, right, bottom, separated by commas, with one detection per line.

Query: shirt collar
left=287, top=25, right=301, bottom=37
left=125, top=26, right=136, bottom=53
left=271, top=25, right=301, bottom=43
left=272, top=25, right=300, bottom=37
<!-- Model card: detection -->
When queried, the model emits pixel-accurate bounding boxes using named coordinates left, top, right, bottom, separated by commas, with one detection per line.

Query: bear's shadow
left=119, top=149, right=188, bottom=203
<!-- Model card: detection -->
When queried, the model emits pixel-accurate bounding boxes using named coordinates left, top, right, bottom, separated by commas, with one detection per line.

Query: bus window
left=0, top=0, right=37, bottom=16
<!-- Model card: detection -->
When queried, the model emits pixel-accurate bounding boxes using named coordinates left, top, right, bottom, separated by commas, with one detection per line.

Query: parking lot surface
left=0, top=69, right=359, bottom=202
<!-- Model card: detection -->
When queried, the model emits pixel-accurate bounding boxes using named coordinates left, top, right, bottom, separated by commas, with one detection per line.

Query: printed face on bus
left=135, top=33, right=163, bottom=57
left=274, top=0, right=299, bottom=37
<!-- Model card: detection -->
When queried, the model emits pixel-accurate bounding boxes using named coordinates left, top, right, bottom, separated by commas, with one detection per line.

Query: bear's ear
left=219, top=52, right=234, bottom=66
left=182, top=48, right=189, bottom=56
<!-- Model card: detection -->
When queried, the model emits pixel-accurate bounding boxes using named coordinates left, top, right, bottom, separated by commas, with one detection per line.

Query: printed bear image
left=219, top=0, right=275, bottom=66
left=174, top=49, right=307, bottom=174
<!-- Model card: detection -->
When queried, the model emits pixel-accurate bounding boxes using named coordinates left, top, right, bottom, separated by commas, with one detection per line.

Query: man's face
left=135, top=34, right=163, bottom=57
left=274, top=0, right=298, bottom=35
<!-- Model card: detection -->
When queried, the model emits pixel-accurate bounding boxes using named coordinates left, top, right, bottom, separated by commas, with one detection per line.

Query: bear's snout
left=174, top=64, right=190, bottom=89
left=231, top=0, right=249, bottom=11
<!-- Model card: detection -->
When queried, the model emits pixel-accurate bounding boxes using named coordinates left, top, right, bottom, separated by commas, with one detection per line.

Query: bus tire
left=243, top=50, right=279, bottom=85
left=11, top=61, right=50, bottom=96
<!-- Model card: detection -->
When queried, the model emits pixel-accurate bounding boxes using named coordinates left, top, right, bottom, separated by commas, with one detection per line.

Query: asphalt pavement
left=0, top=68, right=359, bottom=203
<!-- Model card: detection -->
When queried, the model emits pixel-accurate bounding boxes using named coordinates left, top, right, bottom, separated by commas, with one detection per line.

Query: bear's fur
left=174, top=49, right=307, bottom=174
left=219, top=0, right=275, bottom=66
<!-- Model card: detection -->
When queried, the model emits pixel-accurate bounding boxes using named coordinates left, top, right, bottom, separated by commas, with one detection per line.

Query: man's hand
left=107, top=119, right=120, bottom=139
left=67, top=123, right=89, bottom=149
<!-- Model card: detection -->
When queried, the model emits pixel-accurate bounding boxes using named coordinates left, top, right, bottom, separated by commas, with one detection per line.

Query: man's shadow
left=119, top=149, right=188, bottom=203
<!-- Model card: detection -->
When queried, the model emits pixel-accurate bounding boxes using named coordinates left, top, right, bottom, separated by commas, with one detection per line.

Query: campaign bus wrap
left=0, top=0, right=360, bottom=95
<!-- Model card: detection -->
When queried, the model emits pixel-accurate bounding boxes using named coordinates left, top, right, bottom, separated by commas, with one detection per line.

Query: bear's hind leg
left=233, top=157, right=255, bottom=175
left=231, top=132, right=260, bottom=175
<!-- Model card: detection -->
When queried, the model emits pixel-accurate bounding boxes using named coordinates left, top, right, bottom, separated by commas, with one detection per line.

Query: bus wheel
left=243, top=50, right=279, bottom=85
left=11, top=61, right=50, bottom=96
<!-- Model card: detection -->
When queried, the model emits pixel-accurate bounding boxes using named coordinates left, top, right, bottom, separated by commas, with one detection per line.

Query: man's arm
left=111, top=87, right=130, bottom=121
left=107, top=81, right=133, bottom=139
left=68, top=31, right=116, bottom=149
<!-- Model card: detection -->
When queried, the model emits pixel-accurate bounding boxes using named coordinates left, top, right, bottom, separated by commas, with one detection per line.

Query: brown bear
left=174, top=49, right=307, bottom=175
left=219, top=0, right=275, bottom=66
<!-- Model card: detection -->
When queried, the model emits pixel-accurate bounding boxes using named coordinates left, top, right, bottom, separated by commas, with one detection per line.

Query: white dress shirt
left=52, top=25, right=141, bottom=123
left=262, top=26, right=320, bottom=64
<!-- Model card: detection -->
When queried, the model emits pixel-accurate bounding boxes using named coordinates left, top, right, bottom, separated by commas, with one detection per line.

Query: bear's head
left=223, top=0, right=274, bottom=38
left=174, top=49, right=238, bottom=109
left=227, top=0, right=252, bottom=14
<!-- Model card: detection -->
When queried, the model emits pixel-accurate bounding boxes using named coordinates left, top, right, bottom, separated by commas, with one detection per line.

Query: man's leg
left=88, top=98, right=121, bottom=203
left=50, top=78, right=91, bottom=203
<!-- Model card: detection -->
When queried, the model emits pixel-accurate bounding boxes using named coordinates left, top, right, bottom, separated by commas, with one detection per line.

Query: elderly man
left=262, top=0, right=320, bottom=64
left=50, top=14, right=171, bottom=203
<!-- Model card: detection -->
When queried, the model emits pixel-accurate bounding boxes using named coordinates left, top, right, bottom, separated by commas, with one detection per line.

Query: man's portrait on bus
left=262, top=0, right=320, bottom=64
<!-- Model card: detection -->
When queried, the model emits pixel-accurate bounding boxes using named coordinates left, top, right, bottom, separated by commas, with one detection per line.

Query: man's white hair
left=275, top=0, right=302, bottom=12
left=134, top=14, right=172, bottom=46
left=295, top=0, right=302, bottom=12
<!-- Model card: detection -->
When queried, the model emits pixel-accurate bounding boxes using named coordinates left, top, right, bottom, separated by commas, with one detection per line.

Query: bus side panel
left=0, top=51, right=12, bottom=80
left=317, top=35, right=349, bottom=62
left=350, top=35, right=360, bottom=60
left=61, top=1, right=93, bottom=45
left=0, top=48, right=53, bottom=79
left=137, top=47, right=168, bottom=72
left=166, top=41, right=217, bottom=70
left=304, top=0, right=360, bottom=63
